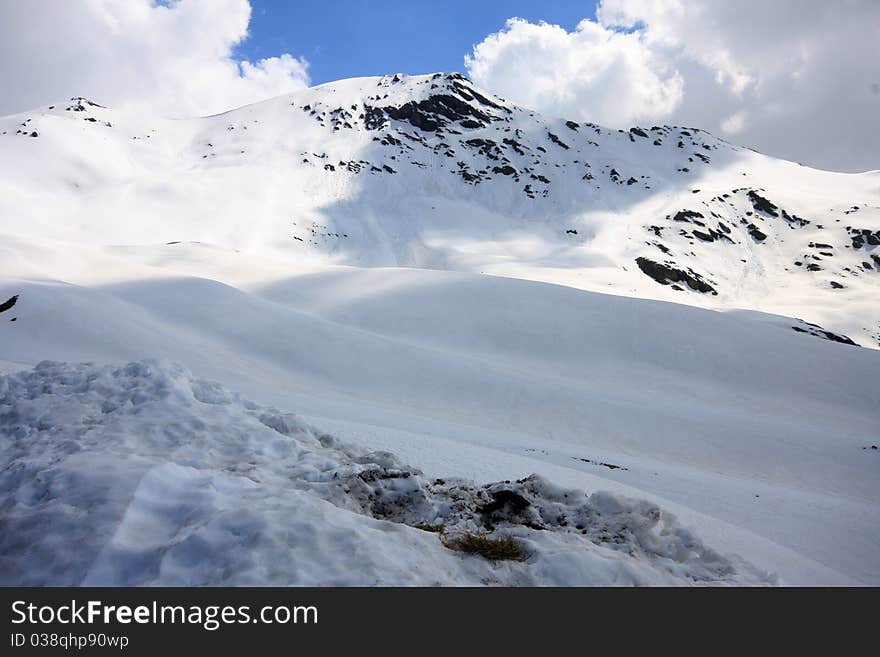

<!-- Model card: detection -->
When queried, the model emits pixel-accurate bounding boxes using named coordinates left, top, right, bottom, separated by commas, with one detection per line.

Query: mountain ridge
left=2, top=73, right=879, bottom=585
left=1, top=71, right=878, bottom=346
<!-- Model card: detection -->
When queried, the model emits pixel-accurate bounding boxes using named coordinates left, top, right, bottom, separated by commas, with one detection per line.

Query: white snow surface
left=0, top=360, right=771, bottom=586
left=0, top=73, right=878, bottom=586
left=0, top=74, right=877, bottom=345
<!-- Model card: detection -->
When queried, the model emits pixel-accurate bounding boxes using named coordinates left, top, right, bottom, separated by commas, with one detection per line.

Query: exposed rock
left=502, top=137, right=526, bottom=155
left=547, top=132, right=570, bottom=150
left=572, top=457, right=628, bottom=471
left=0, top=294, right=19, bottom=313
left=747, top=190, right=779, bottom=216
left=635, top=257, right=717, bottom=294
left=383, top=93, right=495, bottom=132
left=791, top=323, right=858, bottom=346
left=747, top=224, right=767, bottom=242
left=847, top=227, right=880, bottom=249
left=672, top=210, right=704, bottom=223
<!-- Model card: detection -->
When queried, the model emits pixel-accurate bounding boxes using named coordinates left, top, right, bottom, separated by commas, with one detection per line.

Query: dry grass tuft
left=441, top=531, right=527, bottom=562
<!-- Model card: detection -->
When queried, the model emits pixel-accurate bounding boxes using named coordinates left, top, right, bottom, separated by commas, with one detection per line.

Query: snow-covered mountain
left=1, top=74, right=878, bottom=586
left=1, top=72, right=878, bottom=345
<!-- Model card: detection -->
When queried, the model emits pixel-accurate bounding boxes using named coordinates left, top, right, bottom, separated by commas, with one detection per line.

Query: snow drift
left=0, top=360, right=771, bottom=586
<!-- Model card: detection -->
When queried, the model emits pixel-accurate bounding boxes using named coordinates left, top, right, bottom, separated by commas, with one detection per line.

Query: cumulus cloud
left=0, top=0, right=310, bottom=118
left=466, top=0, right=880, bottom=172
left=465, top=18, right=683, bottom=127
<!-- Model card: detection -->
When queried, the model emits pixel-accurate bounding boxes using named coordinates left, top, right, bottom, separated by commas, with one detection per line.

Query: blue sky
left=236, top=0, right=599, bottom=84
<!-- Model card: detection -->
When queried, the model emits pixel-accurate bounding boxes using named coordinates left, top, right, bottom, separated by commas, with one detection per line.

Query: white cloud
left=465, top=18, right=683, bottom=127
left=0, top=0, right=310, bottom=117
left=466, top=0, right=880, bottom=172
left=721, top=112, right=746, bottom=135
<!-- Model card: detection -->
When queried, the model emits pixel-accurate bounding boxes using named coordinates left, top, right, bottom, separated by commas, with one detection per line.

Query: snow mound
left=0, top=360, right=773, bottom=586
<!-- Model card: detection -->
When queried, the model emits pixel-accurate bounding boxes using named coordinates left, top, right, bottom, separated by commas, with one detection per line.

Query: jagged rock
left=672, top=210, right=704, bottom=223
left=847, top=227, right=880, bottom=249
left=502, top=137, right=526, bottom=155
left=635, top=257, right=717, bottom=294
left=547, top=132, right=570, bottom=150
left=0, top=294, right=18, bottom=313
left=383, top=94, right=495, bottom=132
left=747, top=224, right=767, bottom=241
left=792, top=323, right=858, bottom=346
left=747, top=190, right=779, bottom=216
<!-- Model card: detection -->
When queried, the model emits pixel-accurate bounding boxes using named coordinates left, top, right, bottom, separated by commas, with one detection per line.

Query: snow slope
left=0, top=73, right=878, bottom=586
left=0, top=74, right=878, bottom=346
left=0, top=239, right=877, bottom=585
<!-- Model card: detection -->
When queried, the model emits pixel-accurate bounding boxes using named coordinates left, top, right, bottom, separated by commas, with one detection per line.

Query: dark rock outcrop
left=0, top=294, right=18, bottom=313
left=635, top=257, right=717, bottom=294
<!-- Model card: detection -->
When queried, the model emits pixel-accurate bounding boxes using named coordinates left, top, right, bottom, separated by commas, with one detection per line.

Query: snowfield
left=1, top=75, right=878, bottom=346
left=0, top=360, right=772, bottom=586
left=0, top=72, right=878, bottom=586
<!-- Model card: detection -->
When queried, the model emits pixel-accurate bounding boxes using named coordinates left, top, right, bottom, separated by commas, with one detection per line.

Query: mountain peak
left=0, top=72, right=877, bottom=347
